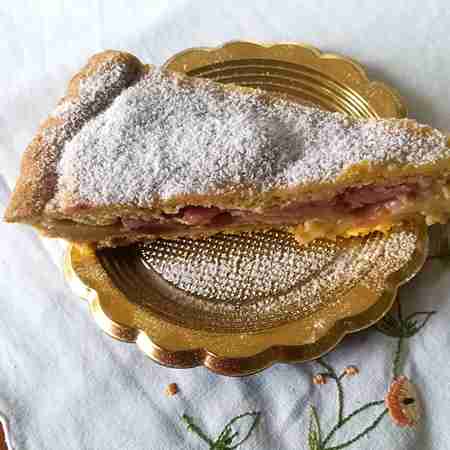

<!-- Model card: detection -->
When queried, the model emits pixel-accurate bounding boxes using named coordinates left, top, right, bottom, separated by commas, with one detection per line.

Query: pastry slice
left=5, top=50, right=450, bottom=246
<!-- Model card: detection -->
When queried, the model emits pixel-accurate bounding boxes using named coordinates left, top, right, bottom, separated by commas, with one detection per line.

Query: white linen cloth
left=1, top=1, right=450, bottom=448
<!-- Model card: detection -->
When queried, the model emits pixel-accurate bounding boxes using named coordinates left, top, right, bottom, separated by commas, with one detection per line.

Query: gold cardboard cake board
left=65, top=41, right=428, bottom=376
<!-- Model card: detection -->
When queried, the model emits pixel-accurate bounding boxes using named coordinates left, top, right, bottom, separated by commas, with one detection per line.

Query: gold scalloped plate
left=65, top=41, right=428, bottom=376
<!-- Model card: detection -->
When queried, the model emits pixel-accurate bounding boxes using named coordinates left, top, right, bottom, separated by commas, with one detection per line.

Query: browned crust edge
left=5, top=50, right=450, bottom=240
left=4, top=50, right=146, bottom=224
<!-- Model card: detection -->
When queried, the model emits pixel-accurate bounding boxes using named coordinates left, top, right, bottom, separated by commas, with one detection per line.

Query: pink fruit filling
left=120, top=180, right=432, bottom=234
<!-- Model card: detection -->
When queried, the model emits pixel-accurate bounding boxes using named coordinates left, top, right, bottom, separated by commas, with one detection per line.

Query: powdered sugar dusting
left=134, top=227, right=418, bottom=330
left=79, top=63, right=130, bottom=103
left=52, top=67, right=449, bottom=210
left=48, top=61, right=132, bottom=139
left=142, top=231, right=337, bottom=302
left=40, top=59, right=138, bottom=207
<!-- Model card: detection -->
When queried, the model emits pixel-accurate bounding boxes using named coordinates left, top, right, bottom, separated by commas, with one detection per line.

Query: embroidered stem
left=335, top=377, right=344, bottom=426
left=322, top=400, right=385, bottom=446
left=182, top=414, right=214, bottom=446
left=311, top=405, right=322, bottom=443
left=324, top=409, right=388, bottom=450
left=317, top=359, right=344, bottom=425
left=392, top=336, right=403, bottom=379
left=390, top=297, right=404, bottom=378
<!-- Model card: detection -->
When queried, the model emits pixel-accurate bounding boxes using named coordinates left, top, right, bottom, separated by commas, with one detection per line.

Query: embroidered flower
left=165, top=383, right=178, bottom=396
left=313, top=374, right=327, bottom=385
left=385, top=376, right=420, bottom=427
left=344, top=365, right=359, bottom=376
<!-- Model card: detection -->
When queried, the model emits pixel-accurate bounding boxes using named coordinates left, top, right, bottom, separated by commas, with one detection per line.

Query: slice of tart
left=5, top=50, right=450, bottom=246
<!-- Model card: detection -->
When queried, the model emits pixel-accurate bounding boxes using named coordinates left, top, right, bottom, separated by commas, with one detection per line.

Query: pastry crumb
left=165, top=383, right=179, bottom=396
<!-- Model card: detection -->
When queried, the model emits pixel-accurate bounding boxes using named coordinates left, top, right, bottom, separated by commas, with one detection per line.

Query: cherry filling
left=120, top=181, right=424, bottom=233
left=181, top=206, right=222, bottom=225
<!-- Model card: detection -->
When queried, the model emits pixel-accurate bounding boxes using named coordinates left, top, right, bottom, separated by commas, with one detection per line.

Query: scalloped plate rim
left=162, top=40, right=407, bottom=118
left=65, top=40, right=426, bottom=376
left=66, top=223, right=428, bottom=376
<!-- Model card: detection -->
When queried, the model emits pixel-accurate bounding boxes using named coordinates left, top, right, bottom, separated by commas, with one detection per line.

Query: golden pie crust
left=4, top=50, right=450, bottom=246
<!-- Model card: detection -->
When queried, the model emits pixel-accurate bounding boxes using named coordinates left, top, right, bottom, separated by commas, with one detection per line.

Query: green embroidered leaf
left=308, top=406, right=322, bottom=450
left=221, top=411, right=260, bottom=449
left=182, top=295, right=435, bottom=450
left=375, top=293, right=436, bottom=339
left=182, top=412, right=260, bottom=449
left=322, top=401, right=385, bottom=447
left=323, top=409, right=388, bottom=450
left=403, top=311, right=436, bottom=337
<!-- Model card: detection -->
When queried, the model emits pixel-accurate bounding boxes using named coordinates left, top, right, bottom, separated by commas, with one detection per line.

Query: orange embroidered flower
left=313, top=374, right=327, bottom=385
left=385, top=376, right=420, bottom=427
left=165, top=383, right=179, bottom=396
left=344, top=365, right=359, bottom=376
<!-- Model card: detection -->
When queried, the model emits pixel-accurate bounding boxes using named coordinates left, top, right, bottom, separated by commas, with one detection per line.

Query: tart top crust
left=4, top=50, right=145, bottom=224
left=5, top=50, right=450, bottom=225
